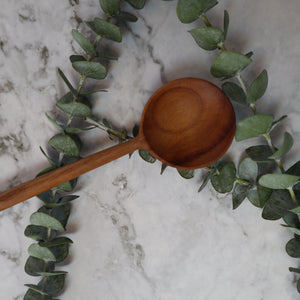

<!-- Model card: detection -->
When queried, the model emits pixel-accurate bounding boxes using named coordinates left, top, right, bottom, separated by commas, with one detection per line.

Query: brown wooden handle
left=0, top=137, right=143, bottom=211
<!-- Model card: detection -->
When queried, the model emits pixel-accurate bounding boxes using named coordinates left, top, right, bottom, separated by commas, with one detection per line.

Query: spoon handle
left=0, top=137, right=143, bottom=211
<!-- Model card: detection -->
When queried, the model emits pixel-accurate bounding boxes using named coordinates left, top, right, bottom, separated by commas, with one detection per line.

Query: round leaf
left=189, top=27, right=223, bottom=50
left=99, top=0, right=120, bottom=16
left=24, top=225, right=57, bottom=241
left=286, top=238, right=300, bottom=258
left=211, top=162, right=236, bottom=193
left=30, top=212, right=65, bottom=231
left=48, top=134, right=80, bottom=157
left=268, top=132, right=293, bottom=160
left=86, top=18, right=122, bottom=42
left=72, top=61, right=107, bottom=80
left=115, top=11, right=138, bottom=22
left=177, top=0, right=218, bottom=23
left=177, top=169, right=194, bottom=179
left=238, top=157, right=258, bottom=182
left=259, top=174, right=300, bottom=190
left=232, top=183, right=248, bottom=209
left=25, top=256, right=55, bottom=276
left=211, top=51, right=252, bottom=78
left=125, top=0, right=145, bottom=9
left=222, top=81, right=247, bottom=106
left=235, top=114, right=274, bottom=141
left=139, top=149, right=156, bottom=163
left=28, top=244, right=56, bottom=262
left=72, top=29, right=96, bottom=57
left=37, top=274, right=66, bottom=297
left=245, top=145, right=273, bottom=163
left=24, top=289, right=51, bottom=300
left=246, top=69, right=268, bottom=104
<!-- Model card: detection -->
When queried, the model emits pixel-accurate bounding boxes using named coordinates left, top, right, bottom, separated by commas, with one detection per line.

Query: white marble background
left=0, top=0, right=300, bottom=299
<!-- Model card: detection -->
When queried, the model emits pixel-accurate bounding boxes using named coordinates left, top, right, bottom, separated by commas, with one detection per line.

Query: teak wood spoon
left=0, top=78, right=236, bottom=211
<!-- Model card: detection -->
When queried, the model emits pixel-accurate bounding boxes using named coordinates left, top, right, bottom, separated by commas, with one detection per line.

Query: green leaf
left=198, top=171, right=211, bottom=192
left=57, top=179, right=77, bottom=192
left=48, top=243, right=70, bottom=263
left=210, top=162, right=236, bottom=193
left=177, top=0, right=218, bottom=23
left=57, top=68, right=77, bottom=96
left=45, top=195, right=79, bottom=208
left=283, top=212, right=300, bottom=227
left=125, top=0, right=145, bottom=9
left=39, top=204, right=71, bottom=229
left=39, top=147, right=56, bottom=167
left=139, top=149, right=156, bottom=163
left=30, top=212, right=65, bottom=231
left=235, top=114, right=274, bottom=141
left=72, top=61, right=107, bottom=80
left=189, top=27, right=223, bottom=50
left=264, top=190, right=295, bottom=217
left=57, top=92, right=91, bottom=118
left=70, top=54, right=86, bottom=63
left=222, top=82, right=247, bottom=106
left=25, top=256, right=55, bottom=276
left=268, top=115, right=287, bottom=133
left=262, top=200, right=281, bottom=220
left=246, top=184, right=271, bottom=208
left=268, top=132, right=293, bottom=160
left=290, top=206, right=300, bottom=214
left=28, top=244, right=56, bottom=262
left=36, top=165, right=57, bottom=177
left=39, top=237, right=73, bottom=248
left=99, top=0, right=120, bottom=16
left=238, top=157, right=258, bottom=182
left=259, top=174, right=300, bottom=190
left=223, top=10, right=229, bottom=40
left=24, top=285, right=49, bottom=296
left=232, top=183, right=248, bottom=209
left=71, top=29, right=97, bottom=57
left=97, top=51, right=118, bottom=60
left=284, top=226, right=300, bottom=236
left=48, top=134, right=80, bottom=157
left=37, top=274, right=66, bottom=297
left=24, top=289, right=51, bottom=300
left=289, top=267, right=300, bottom=274
left=45, top=113, right=64, bottom=133
left=24, top=225, right=57, bottom=241
left=37, top=271, right=68, bottom=276
left=115, top=11, right=138, bottom=22
left=286, top=238, right=300, bottom=258
left=287, top=161, right=300, bottom=176
left=245, top=145, right=273, bottom=163
left=86, top=18, right=122, bottom=42
left=211, top=51, right=252, bottom=78
left=160, top=163, right=168, bottom=175
left=177, top=169, right=194, bottom=179
left=246, top=70, right=268, bottom=104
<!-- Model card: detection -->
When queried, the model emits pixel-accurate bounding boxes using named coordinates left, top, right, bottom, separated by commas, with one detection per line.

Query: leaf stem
left=84, top=117, right=129, bottom=140
left=200, top=13, right=212, bottom=27
left=288, top=187, right=298, bottom=206
left=236, top=73, right=247, bottom=96
left=235, top=177, right=250, bottom=186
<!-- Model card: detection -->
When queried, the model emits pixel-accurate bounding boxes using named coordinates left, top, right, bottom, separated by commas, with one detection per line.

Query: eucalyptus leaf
left=37, top=274, right=66, bottom=297
left=245, top=145, right=273, bottom=163
left=284, top=226, right=300, bottom=236
left=37, top=271, right=68, bottom=276
left=289, top=267, right=300, bottom=274
left=139, top=149, right=156, bottom=163
left=125, top=0, right=145, bottom=9
left=211, top=51, right=252, bottom=79
left=45, top=195, right=79, bottom=208
left=72, top=61, right=107, bottom=80
left=116, top=11, right=138, bottom=22
left=246, top=69, right=268, bottom=104
left=198, top=171, right=211, bottom=192
left=24, top=225, right=57, bottom=241
left=25, top=256, right=55, bottom=276
left=235, top=114, right=274, bottom=141
left=24, top=289, right=51, bottom=300
left=39, top=237, right=73, bottom=248
left=269, top=132, right=293, bottom=160
left=36, top=165, right=57, bottom=177
left=262, top=200, right=281, bottom=221
left=49, top=134, right=80, bottom=157
left=290, top=206, right=300, bottom=214
left=47, top=243, right=70, bottom=263
left=30, top=212, right=65, bottom=231
left=99, top=0, right=120, bottom=16
left=57, top=178, right=77, bottom=192
left=71, top=29, right=97, bottom=57
left=58, top=68, right=77, bottom=96
left=246, top=184, right=271, bottom=208
left=28, top=244, right=56, bottom=262
left=223, top=10, right=229, bottom=40
left=57, top=92, right=91, bottom=118
left=222, top=81, right=247, bottom=106
left=268, top=115, right=287, bottom=133
left=238, top=157, right=258, bottom=182
left=39, top=204, right=71, bottom=229
left=24, top=285, right=49, bottom=296
left=39, top=147, right=56, bottom=167
left=189, top=27, right=223, bottom=50
left=45, top=113, right=64, bottom=133
left=37, top=190, right=55, bottom=204
left=232, top=183, right=248, bottom=209
left=286, top=238, right=300, bottom=258
left=86, top=18, right=122, bottom=42
left=177, top=0, right=218, bottom=23
left=177, top=169, right=194, bottom=179
left=160, top=163, right=168, bottom=175
left=210, top=162, right=236, bottom=193
left=283, top=212, right=300, bottom=228
left=97, top=51, right=118, bottom=60
left=259, top=174, right=300, bottom=190
left=69, top=55, right=86, bottom=63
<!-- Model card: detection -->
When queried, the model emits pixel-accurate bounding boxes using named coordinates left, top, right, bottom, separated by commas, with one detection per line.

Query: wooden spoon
left=0, top=78, right=235, bottom=211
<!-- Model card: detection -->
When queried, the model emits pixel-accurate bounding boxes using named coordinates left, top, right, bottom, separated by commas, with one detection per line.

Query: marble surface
left=0, top=0, right=300, bottom=299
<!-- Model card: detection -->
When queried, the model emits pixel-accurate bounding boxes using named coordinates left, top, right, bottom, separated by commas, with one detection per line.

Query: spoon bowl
left=0, top=77, right=235, bottom=211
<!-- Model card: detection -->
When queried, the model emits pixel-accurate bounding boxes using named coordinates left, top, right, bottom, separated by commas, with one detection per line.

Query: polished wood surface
left=0, top=78, right=235, bottom=211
